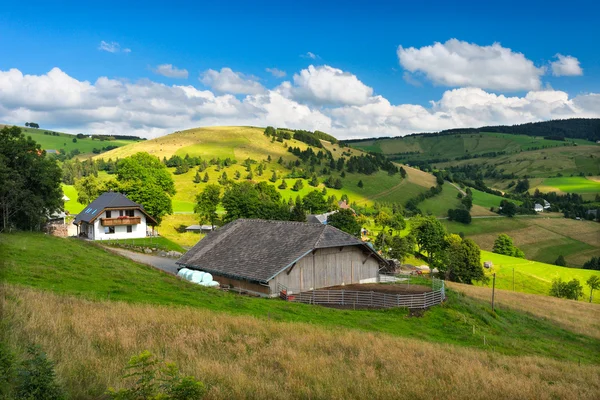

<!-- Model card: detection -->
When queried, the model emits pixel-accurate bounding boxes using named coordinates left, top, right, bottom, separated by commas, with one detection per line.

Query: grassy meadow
left=19, top=126, right=138, bottom=155
left=2, top=285, right=598, bottom=400
left=443, top=216, right=600, bottom=268
left=349, top=132, right=594, bottom=160
left=477, top=250, right=600, bottom=303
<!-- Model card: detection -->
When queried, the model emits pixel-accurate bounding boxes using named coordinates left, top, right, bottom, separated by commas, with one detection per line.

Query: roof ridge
left=312, top=224, right=328, bottom=248
left=188, top=219, right=242, bottom=259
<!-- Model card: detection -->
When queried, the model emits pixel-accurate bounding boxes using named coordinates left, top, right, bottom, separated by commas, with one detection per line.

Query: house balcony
left=100, top=217, right=141, bottom=226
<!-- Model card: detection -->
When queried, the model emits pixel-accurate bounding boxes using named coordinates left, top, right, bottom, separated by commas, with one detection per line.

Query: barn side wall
left=213, top=275, right=271, bottom=296
left=269, top=246, right=380, bottom=294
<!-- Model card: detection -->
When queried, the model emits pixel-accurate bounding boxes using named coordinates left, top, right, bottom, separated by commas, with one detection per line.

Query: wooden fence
left=278, top=276, right=445, bottom=309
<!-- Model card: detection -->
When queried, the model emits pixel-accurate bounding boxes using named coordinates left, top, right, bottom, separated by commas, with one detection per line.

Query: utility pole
left=491, top=273, right=496, bottom=312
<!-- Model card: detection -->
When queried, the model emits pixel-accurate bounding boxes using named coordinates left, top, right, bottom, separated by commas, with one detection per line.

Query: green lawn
left=478, top=251, right=600, bottom=303
left=61, top=184, right=84, bottom=213
left=442, top=217, right=529, bottom=236
left=1, top=232, right=598, bottom=363
left=101, top=236, right=186, bottom=253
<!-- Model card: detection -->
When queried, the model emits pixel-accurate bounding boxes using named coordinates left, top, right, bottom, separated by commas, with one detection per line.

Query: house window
left=126, top=210, right=135, bottom=217
left=104, top=226, right=115, bottom=234
left=106, top=210, right=112, bottom=218
left=127, top=225, right=132, bottom=233
left=120, top=210, right=124, bottom=217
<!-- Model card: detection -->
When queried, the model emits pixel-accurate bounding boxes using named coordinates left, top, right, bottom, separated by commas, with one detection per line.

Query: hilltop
left=90, top=126, right=437, bottom=213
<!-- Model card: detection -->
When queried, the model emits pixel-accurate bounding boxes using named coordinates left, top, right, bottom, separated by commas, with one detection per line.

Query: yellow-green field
left=478, top=250, right=600, bottom=303
left=443, top=216, right=600, bottom=268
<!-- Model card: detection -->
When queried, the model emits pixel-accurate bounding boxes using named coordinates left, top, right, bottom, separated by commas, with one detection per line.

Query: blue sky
left=0, top=0, right=599, bottom=138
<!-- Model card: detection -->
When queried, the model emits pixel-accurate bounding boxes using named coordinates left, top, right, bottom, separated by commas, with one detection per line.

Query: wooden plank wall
left=270, top=246, right=380, bottom=293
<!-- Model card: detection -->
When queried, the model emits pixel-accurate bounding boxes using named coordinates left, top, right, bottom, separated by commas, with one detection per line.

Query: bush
left=549, top=278, right=583, bottom=300
left=554, top=255, right=567, bottom=267
left=447, top=208, right=471, bottom=224
left=15, top=345, right=65, bottom=400
left=108, top=351, right=205, bottom=400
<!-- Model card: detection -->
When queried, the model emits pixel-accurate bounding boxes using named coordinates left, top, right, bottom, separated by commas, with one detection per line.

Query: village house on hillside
left=73, top=192, right=156, bottom=240
left=177, top=219, right=387, bottom=297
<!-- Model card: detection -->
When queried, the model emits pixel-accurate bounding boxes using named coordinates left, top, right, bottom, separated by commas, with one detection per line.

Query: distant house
left=483, top=261, right=493, bottom=269
left=543, top=200, right=551, bottom=210
left=177, top=219, right=387, bottom=297
left=185, top=224, right=216, bottom=233
left=338, top=200, right=350, bottom=209
left=307, top=211, right=337, bottom=224
left=73, top=192, right=157, bottom=240
left=534, top=203, right=544, bottom=213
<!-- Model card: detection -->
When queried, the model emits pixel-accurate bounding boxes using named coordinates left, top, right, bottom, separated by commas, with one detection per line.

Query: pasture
left=349, top=132, right=593, bottom=161
left=477, top=250, right=600, bottom=303
left=443, top=216, right=600, bottom=268
left=532, top=176, right=600, bottom=199
left=19, top=126, right=137, bottom=155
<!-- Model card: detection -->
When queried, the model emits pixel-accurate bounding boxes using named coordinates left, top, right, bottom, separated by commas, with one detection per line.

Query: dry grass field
left=446, top=282, right=600, bottom=339
left=3, top=286, right=599, bottom=400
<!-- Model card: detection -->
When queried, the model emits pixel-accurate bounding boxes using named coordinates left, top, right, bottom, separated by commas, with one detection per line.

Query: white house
left=73, top=192, right=157, bottom=240
left=534, top=203, right=544, bottom=213
left=543, top=199, right=551, bottom=210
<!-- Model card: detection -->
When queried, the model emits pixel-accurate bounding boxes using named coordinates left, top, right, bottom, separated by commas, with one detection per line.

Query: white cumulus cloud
left=0, top=67, right=599, bottom=140
left=200, top=67, right=265, bottom=95
left=281, top=65, right=374, bottom=106
left=397, top=39, right=545, bottom=91
left=153, top=64, right=189, bottom=79
left=550, top=54, right=583, bottom=76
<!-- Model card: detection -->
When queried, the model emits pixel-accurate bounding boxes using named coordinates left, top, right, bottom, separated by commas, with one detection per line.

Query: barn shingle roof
left=177, top=219, right=383, bottom=283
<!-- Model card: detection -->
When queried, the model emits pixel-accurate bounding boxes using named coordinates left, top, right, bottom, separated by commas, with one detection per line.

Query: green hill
left=89, top=126, right=438, bottom=213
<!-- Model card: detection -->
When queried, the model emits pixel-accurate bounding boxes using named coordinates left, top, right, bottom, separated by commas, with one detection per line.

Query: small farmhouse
left=534, top=203, right=544, bottom=213
left=73, top=192, right=157, bottom=240
left=177, top=219, right=387, bottom=296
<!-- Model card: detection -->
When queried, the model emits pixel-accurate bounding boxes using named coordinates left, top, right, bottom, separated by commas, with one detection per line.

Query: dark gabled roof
left=73, top=192, right=157, bottom=225
left=176, top=219, right=385, bottom=283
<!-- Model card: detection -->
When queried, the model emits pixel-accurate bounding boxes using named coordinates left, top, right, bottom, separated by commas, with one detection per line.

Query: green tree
left=269, top=171, right=278, bottom=183
left=327, top=209, right=361, bottom=237
left=290, top=196, right=306, bottom=222
left=302, top=190, right=328, bottom=214
left=0, top=126, right=63, bottom=232
left=444, top=234, right=484, bottom=283
left=493, top=234, right=515, bottom=256
left=499, top=200, right=517, bottom=217
left=388, top=213, right=406, bottom=233
left=292, top=179, right=304, bottom=191
left=586, top=275, right=600, bottom=303
left=357, top=180, right=363, bottom=188
left=309, top=174, right=319, bottom=187
left=388, top=234, right=415, bottom=263
left=554, top=255, right=567, bottom=267
left=15, top=345, right=65, bottom=400
left=202, top=172, right=209, bottom=182
left=193, top=172, right=201, bottom=183
left=115, top=152, right=175, bottom=224
left=278, top=179, right=287, bottom=189
left=549, top=278, right=583, bottom=300
left=194, top=184, right=221, bottom=229
left=75, top=175, right=103, bottom=205
left=413, top=215, right=447, bottom=268
left=234, top=170, right=241, bottom=180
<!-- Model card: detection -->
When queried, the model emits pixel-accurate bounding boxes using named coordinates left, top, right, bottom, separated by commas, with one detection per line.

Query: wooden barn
left=176, top=219, right=387, bottom=297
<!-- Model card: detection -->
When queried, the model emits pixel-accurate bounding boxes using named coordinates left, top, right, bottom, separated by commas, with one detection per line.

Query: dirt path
left=104, top=247, right=180, bottom=275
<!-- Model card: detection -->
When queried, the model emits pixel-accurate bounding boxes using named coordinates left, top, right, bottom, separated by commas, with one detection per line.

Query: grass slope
left=478, top=250, right=600, bottom=303
left=2, top=232, right=598, bottom=365
left=443, top=216, right=600, bottom=268
left=350, top=132, right=595, bottom=161
left=83, top=126, right=436, bottom=213
left=4, top=286, right=599, bottom=399
left=18, top=126, right=138, bottom=155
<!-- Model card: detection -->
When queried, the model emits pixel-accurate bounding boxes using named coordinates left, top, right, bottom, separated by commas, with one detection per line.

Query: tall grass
left=3, top=286, right=599, bottom=400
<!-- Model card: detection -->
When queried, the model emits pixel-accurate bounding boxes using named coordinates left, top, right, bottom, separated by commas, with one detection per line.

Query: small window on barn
left=127, top=225, right=132, bottom=233
left=106, top=210, right=112, bottom=218
left=104, top=226, right=115, bottom=234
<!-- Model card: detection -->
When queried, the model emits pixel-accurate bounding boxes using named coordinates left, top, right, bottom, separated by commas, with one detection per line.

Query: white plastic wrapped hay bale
left=207, top=281, right=219, bottom=288
left=201, top=273, right=213, bottom=283
left=177, top=268, right=189, bottom=278
left=191, top=271, right=205, bottom=284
